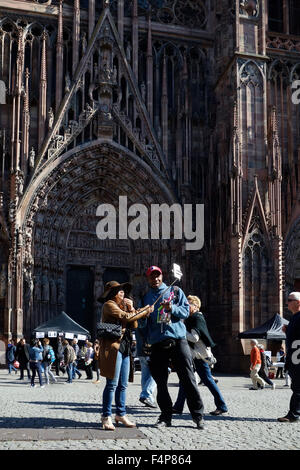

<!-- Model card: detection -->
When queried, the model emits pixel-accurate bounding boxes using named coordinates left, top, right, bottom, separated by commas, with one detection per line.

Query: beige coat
left=99, top=300, right=151, bottom=380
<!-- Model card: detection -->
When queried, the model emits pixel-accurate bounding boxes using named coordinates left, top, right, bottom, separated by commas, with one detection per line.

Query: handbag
left=97, top=322, right=122, bottom=340
left=193, top=339, right=217, bottom=366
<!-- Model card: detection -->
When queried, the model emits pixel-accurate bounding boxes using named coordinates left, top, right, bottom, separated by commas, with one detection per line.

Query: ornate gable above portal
left=34, top=4, right=167, bottom=182
left=242, top=177, right=270, bottom=251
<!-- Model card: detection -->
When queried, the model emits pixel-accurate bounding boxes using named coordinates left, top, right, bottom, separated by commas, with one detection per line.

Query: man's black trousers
left=149, top=338, right=204, bottom=422
left=288, top=364, right=300, bottom=420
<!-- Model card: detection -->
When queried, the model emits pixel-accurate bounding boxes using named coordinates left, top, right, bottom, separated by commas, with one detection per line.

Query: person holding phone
left=138, top=266, right=205, bottom=430
left=98, top=281, right=153, bottom=430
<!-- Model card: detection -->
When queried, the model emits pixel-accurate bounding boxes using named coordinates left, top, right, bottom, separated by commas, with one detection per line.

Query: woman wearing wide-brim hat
left=98, top=280, right=153, bottom=430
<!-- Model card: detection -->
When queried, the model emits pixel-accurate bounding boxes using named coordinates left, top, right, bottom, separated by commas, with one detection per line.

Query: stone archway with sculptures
left=16, top=140, right=181, bottom=339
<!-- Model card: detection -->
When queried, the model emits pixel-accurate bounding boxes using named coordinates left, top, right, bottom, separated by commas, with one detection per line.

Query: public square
left=0, top=368, right=299, bottom=451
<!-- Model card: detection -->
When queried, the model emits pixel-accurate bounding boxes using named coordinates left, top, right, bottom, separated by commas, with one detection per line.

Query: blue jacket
left=29, top=345, right=43, bottom=361
left=138, top=282, right=189, bottom=345
left=6, top=344, right=16, bottom=362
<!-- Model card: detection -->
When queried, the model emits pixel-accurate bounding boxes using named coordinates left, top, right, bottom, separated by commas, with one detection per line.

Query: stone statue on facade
left=48, top=107, right=54, bottom=129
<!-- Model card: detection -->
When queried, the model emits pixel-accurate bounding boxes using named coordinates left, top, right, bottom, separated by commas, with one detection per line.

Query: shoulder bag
left=97, top=322, right=122, bottom=340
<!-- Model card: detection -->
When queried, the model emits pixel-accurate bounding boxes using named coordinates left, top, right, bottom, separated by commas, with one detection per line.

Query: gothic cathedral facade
left=0, top=0, right=299, bottom=371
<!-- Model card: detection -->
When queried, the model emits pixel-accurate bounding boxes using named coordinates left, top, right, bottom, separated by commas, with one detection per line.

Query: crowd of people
left=4, top=265, right=300, bottom=428
left=6, top=336, right=103, bottom=387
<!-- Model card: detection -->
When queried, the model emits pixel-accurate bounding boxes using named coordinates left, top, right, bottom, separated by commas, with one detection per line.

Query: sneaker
left=277, top=415, right=299, bottom=423
left=40, top=385, right=45, bottom=389
left=193, top=418, right=205, bottom=430
left=272, top=384, right=276, bottom=390
left=209, top=409, right=227, bottom=416
left=141, top=398, right=157, bottom=408
left=249, top=387, right=258, bottom=390
left=30, top=384, right=35, bottom=388
left=154, top=418, right=172, bottom=428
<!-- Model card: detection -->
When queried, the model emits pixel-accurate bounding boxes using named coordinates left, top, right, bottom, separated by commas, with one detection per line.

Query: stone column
left=72, top=0, right=80, bottom=77
left=56, top=0, right=64, bottom=111
left=38, top=31, right=47, bottom=149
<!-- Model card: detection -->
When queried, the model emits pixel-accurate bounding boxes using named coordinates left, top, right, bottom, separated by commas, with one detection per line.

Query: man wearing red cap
left=138, top=266, right=205, bottom=429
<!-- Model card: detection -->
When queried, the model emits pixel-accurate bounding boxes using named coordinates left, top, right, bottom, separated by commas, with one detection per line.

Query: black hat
left=98, top=280, right=132, bottom=303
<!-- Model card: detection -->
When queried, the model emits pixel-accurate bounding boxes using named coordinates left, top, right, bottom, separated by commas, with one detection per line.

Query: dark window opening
left=289, top=0, right=300, bottom=35
left=268, top=0, right=284, bottom=33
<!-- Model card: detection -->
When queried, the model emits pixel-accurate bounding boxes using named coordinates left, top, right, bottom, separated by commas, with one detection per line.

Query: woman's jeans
left=30, top=361, right=43, bottom=386
left=102, top=351, right=130, bottom=417
left=44, top=363, right=56, bottom=384
left=174, top=358, right=228, bottom=413
left=7, top=362, right=17, bottom=374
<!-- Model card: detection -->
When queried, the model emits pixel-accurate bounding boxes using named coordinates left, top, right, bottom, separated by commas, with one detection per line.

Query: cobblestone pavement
left=0, top=368, right=299, bottom=451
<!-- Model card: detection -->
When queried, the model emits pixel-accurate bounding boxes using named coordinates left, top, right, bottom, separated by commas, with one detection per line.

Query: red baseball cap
left=146, top=266, right=162, bottom=277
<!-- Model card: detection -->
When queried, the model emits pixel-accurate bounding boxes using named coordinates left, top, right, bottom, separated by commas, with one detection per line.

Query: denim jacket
left=29, top=345, right=43, bottom=362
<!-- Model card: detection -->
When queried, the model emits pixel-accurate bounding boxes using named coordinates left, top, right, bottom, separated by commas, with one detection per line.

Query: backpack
left=49, top=346, right=55, bottom=364
left=43, top=346, right=51, bottom=362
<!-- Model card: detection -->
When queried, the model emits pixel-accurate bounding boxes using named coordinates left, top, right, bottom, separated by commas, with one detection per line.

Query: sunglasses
left=288, top=299, right=297, bottom=302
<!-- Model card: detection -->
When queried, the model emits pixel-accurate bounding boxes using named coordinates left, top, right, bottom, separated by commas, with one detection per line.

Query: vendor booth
left=33, top=311, right=90, bottom=341
left=238, top=313, right=289, bottom=341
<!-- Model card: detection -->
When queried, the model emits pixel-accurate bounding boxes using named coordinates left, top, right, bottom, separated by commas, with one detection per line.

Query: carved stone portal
left=21, top=143, right=182, bottom=338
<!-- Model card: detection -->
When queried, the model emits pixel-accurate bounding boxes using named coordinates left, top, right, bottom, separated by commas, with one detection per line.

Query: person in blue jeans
left=135, top=328, right=157, bottom=408
left=71, top=338, right=82, bottom=380
left=6, top=339, right=17, bottom=374
left=98, top=280, right=153, bottom=430
left=173, top=295, right=228, bottom=416
left=29, top=339, right=44, bottom=388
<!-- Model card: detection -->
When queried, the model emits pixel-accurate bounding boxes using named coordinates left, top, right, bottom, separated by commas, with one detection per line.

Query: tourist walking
left=278, top=292, right=300, bottom=422
left=15, top=338, right=31, bottom=380
left=71, top=338, right=82, bottom=380
left=99, top=280, right=153, bottom=430
left=42, top=338, right=57, bottom=384
left=257, top=344, right=275, bottom=389
left=135, top=328, right=157, bottom=408
left=173, top=295, right=228, bottom=416
left=6, top=339, right=17, bottom=374
left=276, top=345, right=285, bottom=379
left=62, top=339, right=76, bottom=384
left=139, top=266, right=205, bottom=429
left=249, top=339, right=265, bottom=390
left=29, top=339, right=44, bottom=388
left=54, top=336, right=65, bottom=376
left=92, top=339, right=101, bottom=384
left=84, top=341, right=94, bottom=380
